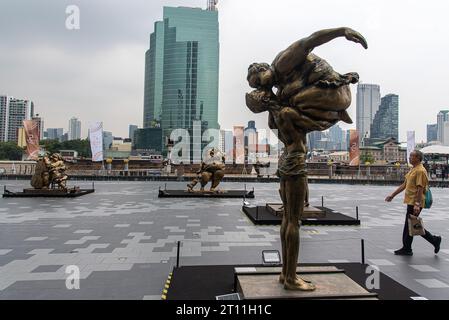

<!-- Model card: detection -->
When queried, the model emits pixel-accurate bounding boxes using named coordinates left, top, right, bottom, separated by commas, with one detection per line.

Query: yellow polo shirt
left=404, top=163, right=428, bottom=207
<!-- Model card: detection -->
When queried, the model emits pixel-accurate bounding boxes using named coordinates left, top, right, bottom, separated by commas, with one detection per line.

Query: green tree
left=61, top=139, right=91, bottom=158
left=40, top=139, right=62, bottom=155
left=360, top=153, right=375, bottom=164
left=0, top=142, right=25, bottom=160
left=40, top=139, right=91, bottom=158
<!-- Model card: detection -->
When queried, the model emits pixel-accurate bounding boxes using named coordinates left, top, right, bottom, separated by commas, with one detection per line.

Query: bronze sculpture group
left=31, top=153, right=69, bottom=192
left=246, top=27, right=368, bottom=291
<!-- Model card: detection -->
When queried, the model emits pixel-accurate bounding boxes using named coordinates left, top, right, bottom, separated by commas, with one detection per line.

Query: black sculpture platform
left=158, top=188, right=255, bottom=199
left=3, top=187, right=95, bottom=198
left=242, top=205, right=360, bottom=226
left=163, top=263, right=420, bottom=300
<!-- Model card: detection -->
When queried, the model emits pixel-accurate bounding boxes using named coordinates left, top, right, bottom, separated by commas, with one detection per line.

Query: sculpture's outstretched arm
left=304, top=27, right=368, bottom=52
left=273, top=27, right=367, bottom=75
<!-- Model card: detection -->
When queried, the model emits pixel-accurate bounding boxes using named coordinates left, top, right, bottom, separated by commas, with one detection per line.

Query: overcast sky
left=1, top=0, right=448, bottom=142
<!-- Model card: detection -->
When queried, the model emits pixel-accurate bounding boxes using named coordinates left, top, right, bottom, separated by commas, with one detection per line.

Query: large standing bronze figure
left=246, top=27, right=367, bottom=291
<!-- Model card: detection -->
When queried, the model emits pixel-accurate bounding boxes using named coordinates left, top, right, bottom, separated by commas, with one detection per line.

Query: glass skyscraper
left=437, top=110, right=449, bottom=144
left=370, top=94, right=399, bottom=141
left=356, top=84, right=381, bottom=142
left=143, top=6, right=220, bottom=157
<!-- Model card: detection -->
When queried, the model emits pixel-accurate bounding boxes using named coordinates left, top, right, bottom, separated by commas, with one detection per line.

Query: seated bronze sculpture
left=246, top=27, right=367, bottom=291
left=187, top=148, right=226, bottom=192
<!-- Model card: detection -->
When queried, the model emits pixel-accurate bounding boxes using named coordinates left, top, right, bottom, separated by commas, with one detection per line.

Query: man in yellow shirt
left=385, top=150, right=442, bottom=256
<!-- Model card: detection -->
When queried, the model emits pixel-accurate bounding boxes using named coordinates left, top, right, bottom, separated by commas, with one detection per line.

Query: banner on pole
left=22, top=120, right=40, bottom=160
left=233, top=126, right=245, bottom=164
left=89, top=122, right=104, bottom=162
left=407, top=131, right=416, bottom=164
left=349, top=130, right=360, bottom=166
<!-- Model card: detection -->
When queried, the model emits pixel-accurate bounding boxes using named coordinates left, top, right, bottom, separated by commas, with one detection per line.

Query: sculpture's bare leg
left=304, top=180, right=310, bottom=207
left=187, top=177, right=199, bottom=191
left=210, top=170, right=224, bottom=192
left=283, top=176, right=315, bottom=291
left=290, top=86, right=352, bottom=112
left=279, top=179, right=288, bottom=283
left=200, top=172, right=212, bottom=191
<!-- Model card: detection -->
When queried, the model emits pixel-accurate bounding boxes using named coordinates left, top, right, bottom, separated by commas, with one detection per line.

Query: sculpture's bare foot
left=280, top=273, right=312, bottom=284
left=279, top=273, right=285, bottom=284
left=284, top=277, right=316, bottom=291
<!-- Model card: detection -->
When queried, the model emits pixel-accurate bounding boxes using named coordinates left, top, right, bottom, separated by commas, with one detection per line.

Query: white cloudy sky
left=1, top=0, right=448, bottom=142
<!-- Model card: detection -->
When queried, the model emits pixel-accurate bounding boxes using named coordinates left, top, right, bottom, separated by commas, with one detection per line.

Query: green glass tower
left=143, top=6, right=220, bottom=156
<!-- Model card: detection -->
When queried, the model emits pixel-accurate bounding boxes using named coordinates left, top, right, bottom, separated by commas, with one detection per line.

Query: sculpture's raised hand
left=344, top=28, right=368, bottom=49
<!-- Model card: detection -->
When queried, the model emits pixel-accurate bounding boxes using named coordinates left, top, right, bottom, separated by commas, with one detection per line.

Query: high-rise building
left=427, top=124, right=438, bottom=143
left=219, top=129, right=233, bottom=162
left=307, top=131, right=322, bottom=151
left=244, top=121, right=258, bottom=162
left=46, top=128, right=64, bottom=141
left=370, top=94, right=399, bottom=141
left=68, top=117, right=81, bottom=141
left=143, top=6, right=220, bottom=157
left=437, top=110, right=449, bottom=144
left=103, top=131, right=113, bottom=150
left=133, top=128, right=163, bottom=154
left=219, top=129, right=226, bottom=153
left=342, top=130, right=348, bottom=151
left=356, top=84, right=381, bottom=142
left=0, top=95, right=34, bottom=143
left=143, top=19, right=164, bottom=129
left=32, top=114, right=44, bottom=141
left=129, top=125, right=138, bottom=142
left=329, top=125, right=345, bottom=150
left=444, top=122, right=449, bottom=147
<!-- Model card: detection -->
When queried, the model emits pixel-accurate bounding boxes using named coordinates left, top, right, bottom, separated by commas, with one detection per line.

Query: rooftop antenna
left=207, top=0, right=218, bottom=11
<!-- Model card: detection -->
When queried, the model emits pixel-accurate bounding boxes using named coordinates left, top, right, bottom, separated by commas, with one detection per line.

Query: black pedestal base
left=242, top=206, right=360, bottom=226
left=164, top=263, right=420, bottom=300
left=159, top=189, right=255, bottom=198
left=3, top=188, right=95, bottom=198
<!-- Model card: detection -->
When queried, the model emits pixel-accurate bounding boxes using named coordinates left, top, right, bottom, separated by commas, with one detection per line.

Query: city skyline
left=1, top=0, right=449, bottom=142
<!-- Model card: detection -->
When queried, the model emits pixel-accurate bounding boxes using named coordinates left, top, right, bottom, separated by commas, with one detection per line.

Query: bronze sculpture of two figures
left=31, top=153, right=69, bottom=192
left=246, top=27, right=368, bottom=291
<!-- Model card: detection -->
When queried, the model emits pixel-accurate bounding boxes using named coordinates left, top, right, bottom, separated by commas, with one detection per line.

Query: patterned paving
left=0, top=181, right=448, bottom=300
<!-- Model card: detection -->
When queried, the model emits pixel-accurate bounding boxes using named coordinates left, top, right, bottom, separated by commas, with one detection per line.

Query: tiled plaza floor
left=0, top=181, right=448, bottom=300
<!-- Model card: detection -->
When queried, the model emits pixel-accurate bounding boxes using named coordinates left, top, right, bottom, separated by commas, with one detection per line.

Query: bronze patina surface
left=30, top=153, right=69, bottom=192
left=187, top=148, right=226, bottom=193
left=246, top=27, right=367, bottom=291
